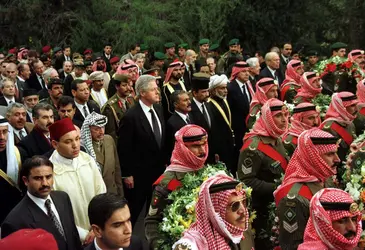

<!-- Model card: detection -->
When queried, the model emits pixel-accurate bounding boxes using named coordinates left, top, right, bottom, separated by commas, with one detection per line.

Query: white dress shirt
left=193, top=98, right=211, bottom=125
left=236, top=79, right=251, bottom=103
left=74, top=101, right=90, bottom=118
left=4, top=96, right=15, bottom=105
left=139, top=100, right=161, bottom=134
left=267, top=66, right=278, bottom=80
left=27, top=191, right=63, bottom=226
left=13, top=127, right=27, bottom=139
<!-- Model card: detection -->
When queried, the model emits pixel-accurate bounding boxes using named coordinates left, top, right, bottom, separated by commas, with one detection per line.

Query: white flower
left=345, top=182, right=361, bottom=201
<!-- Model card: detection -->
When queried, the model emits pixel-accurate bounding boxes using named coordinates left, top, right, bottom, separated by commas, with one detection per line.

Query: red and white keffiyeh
left=323, top=92, right=358, bottom=125
left=282, top=102, right=321, bottom=138
left=164, top=61, right=183, bottom=84
left=173, top=174, right=248, bottom=250
left=274, top=128, right=338, bottom=201
left=92, top=58, right=107, bottom=72
left=281, top=59, right=303, bottom=86
left=348, top=49, right=364, bottom=62
left=298, top=188, right=362, bottom=250
left=249, top=77, right=278, bottom=112
left=165, top=125, right=208, bottom=173
left=230, top=61, right=249, bottom=81
left=116, top=60, right=138, bottom=76
left=244, top=98, right=289, bottom=140
left=295, top=72, right=322, bottom=100
left=356, top=79, right=365, bottom=104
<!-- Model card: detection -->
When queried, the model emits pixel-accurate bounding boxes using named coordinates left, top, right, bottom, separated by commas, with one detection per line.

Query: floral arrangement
left=156, top=163, right=256, bottom=249
left=311, top=93, right=331, bottom=119
left=315, top=56, right=351, bottom=76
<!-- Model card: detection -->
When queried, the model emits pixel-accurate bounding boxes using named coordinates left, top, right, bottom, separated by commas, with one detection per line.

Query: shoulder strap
left=330, top=122, right=353, bottom=146
left=359, top=107, right=365, bottom=116
left=275, top=183, right=313, bottom=206
left=280, top=84, right=292, bottom=101
left=152, top=173, right=182, bottom=191
left=257, top=141, right=288, bottom=170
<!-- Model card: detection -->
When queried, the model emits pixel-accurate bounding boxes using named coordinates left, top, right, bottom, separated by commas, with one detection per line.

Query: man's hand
left=83, top=230, right=95, bottom=245
left=124, top=176, right=134, bottom=189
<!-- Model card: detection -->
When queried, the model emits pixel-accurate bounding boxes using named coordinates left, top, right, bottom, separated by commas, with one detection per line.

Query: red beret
left=110, top=56, right=120, bottom=65
left=8, top=48, right=16, bottom=54
left=84, top=49, right=93, bottom=55
left=0, top=229, right=58, bottom=250
left=49, top=118, right=76, bottom=141
left=42, top=45, right=51, bottom=53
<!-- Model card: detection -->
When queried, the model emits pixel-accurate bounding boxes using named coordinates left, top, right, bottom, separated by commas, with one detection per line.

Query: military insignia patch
left=148, top=205, right=158, bottom=216
left=284, top=208, right=296, bottom=222
left=283, top=221, right=298, bottom=233
left=241, top=158, right=253, bottom=175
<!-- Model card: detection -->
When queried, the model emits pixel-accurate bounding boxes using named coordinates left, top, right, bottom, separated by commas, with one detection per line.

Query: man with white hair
left=259, top=52, right=284, bottom=84
left=117, top=75, right=167, bottom=226
left=0, top=116, right=23, bottom=224
left=207, top=74, right=235, bottom=173
left=246, top=57, right=261, bottom=90
left=38, top=67, right=59, bottom=99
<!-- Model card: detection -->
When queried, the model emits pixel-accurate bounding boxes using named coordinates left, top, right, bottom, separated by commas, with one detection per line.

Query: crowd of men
left=0, top=39, right=364, bottom=250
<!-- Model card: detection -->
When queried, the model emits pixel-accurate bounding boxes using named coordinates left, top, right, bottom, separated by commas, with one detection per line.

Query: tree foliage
left=1, top=0, right=365, bottom=54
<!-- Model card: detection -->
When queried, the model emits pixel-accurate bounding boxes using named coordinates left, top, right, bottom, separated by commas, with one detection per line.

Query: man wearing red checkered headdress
left=145, top=124, right=208, bottom=249
left=293, top=72, right=322, bottom=105
left=173, top=174, right=254, bottom=250
left=237, top=98, right=289, bottom=249
left=274, top=128, right=340, bottom=250
left=298, top=188, right=362, bottom=250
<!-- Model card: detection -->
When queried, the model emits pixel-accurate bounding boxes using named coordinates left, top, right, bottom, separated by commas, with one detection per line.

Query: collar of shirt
left=13, top=127, right=26, bottom=138
left=4, top=96, right=15, bottom=104
left=17, top=75, right=25, bottom=82
left=236, top=79, right=245, bottom=89
left=139, top=99, right=154, bottom=114
left=193, top=98, right=204, bottom=111
left=267, top=66, right=276, bottom=77
left=281, top=54, right=289, bottom=62
left=27, top=191, right=51, bottom=210
left=74, top=100, right=89, bottom=116
left=175, top=110, right=188, bottom=122
left=94, top=238, right=123, bottom=250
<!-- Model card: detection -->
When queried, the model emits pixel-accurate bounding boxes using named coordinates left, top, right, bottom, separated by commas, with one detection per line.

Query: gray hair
left=135, top=75, right=156, bottom=97
left=0, top=78, right=15, bottom=89
left=43, top=68, right=57, bottom=82
left=186, top=49, right=196, bottom=57
left=135, top=53, right=145, bottom=60
left=6, top=102, right=26, bottom=116
left=246, top=57, right=259, bottom=67
left=265, top=52, right=279, bottom=62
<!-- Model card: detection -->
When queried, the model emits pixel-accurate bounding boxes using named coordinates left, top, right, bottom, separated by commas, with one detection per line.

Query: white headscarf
left=0, top=115, right=19, bottom=184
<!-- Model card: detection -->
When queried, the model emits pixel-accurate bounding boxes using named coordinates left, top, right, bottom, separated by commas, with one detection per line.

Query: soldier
left=274, top=128, right=340, bottom=250
left=330, top=42, right=347, bottom=58
left=298, top=188, right=361, bottom=250
left=177, top=43, right=188, bottom=62
left=293, top=72, right=322, bottom=105
left=280, top=60, right=304, bottom=103
left=161, top=61, right=186, bottom=119
left=246, top=77, right=279, bottom=129
left=237, top=98, right=289, bottom=250
left=304, top=50, right=319, bottom=72
left=195, top=38, right=210, bottom=71
left=354, top=79, right=365, bottom=136
left=282, top=103, right=321, bottom=157
left=216, top=38, right=243, bottom=74
left=145, top=125, right=208, bottom=249
left=102, top=74, right=135, bottom=141
left=164, top=42, right=177, bottom=69
left=320, top=92, right=358, bottom=164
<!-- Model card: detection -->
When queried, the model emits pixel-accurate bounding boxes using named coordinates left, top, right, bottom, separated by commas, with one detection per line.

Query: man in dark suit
left=54, top=46, right=72, bottom=71
left=118, top=75, right=167, bottom=226
left=6, top=102, right=34, bottom=145
left=71, top=79, right=100, bottom=127
left=166, top=90, right=192, bottom=160
left=1, top=155, right=82, bottom=250
left=86, top=193, right=143, bottom=250
left=22, top=88, right=39, bottom=123
left=0, top=78, right=19, bottom=106
left=227, top=61, right=254, bottom=169
left=101, top=43, right=113, bottom=72
left=259, top=52, right=284, bottom=85
left=279, top=42, right=292, bottom=77
left=6, top=62, right=28, bottom=100
left=26, top=60, right=46, bottom=91
left=17, top=103, right=54, bottom=160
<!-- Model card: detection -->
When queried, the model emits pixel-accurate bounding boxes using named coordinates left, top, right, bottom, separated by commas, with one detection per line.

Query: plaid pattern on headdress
left=323, top=92, right=358, bottom=125
left=295, top=72, right=322, bottom=100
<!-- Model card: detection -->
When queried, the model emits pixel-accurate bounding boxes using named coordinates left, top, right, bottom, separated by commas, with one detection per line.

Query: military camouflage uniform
left=101, top=93, right=135, bottom=142
left=39, top=97, right=60, bottom=120
left=277, top=182, right=323, bottom=250
left=237, top=135, right=288, bottom=250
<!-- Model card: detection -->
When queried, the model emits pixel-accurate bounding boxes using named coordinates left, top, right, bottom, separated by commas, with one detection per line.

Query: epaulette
left=283, top=134, right=292, bottom=145
left=322, top=120, right=334, bottom=130
left=249, top=105, right=260, bottom=117
left=246, top=136, right=260, bottom=151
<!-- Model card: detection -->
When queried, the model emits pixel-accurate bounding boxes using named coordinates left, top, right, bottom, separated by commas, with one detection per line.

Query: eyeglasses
left=228, top=198, right=246, bottom=212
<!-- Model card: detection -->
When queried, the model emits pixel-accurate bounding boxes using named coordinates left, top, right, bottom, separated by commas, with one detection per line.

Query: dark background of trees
left=1, top=0, right=365, bottom=55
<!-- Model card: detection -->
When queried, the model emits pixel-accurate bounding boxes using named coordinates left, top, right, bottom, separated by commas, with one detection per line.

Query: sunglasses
left=228, top=198, right=247, bottom=212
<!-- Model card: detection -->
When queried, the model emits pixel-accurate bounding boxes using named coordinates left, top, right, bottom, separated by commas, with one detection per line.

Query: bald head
left=5, top=63, right=18, bottom=81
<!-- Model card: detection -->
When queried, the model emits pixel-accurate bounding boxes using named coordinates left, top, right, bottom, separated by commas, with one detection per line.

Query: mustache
left=39, top=185, right=50, bottom=191
left=46, top=123, right=53, bottom=127
left=344, top=231, right=356, bottom=239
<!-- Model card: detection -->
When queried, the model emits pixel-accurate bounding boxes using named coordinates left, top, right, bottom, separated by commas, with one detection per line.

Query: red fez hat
left=110, top=56, right=120, bottom=65
left=83, top=49, right=93, bottom=55
left=49, top=118, right=76, bottom=141
left=0, top=229, right=58, bottom=250
left=42, top=45, right=51, bottom=53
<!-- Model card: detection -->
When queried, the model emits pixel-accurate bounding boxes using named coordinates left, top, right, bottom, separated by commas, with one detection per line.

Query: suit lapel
left=137, top=103, right=154, bottom=136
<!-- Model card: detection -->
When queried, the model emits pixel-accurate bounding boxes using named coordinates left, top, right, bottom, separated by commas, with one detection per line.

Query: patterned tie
left=186, top=115, right=191, bottom=124
left=149, top=109, right=161, bottom=148
left=45, top=199, right=65, bottom=239
left=83, top=105, right=89, bottom=118
left=19, top=130, right=25, bottom=140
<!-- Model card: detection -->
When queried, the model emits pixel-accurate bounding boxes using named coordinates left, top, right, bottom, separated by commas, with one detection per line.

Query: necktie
left=186, top=115, right=191, bottom=124
left=19, top=130, right=25, bottom=140
left=83, top=105, right=89, bottom=117
left=45, top=199, right=65, bottom=239
left=8, top=100, right=13, bottom=104
left=149, top=109, right=161, bottom=147
left=242, top=85, right=249, bottom=105
left=14, top=85, right=19, bottom=99
left=40, top=76, right=46, bottom=89
left=202, top=103, right=211, bottom=127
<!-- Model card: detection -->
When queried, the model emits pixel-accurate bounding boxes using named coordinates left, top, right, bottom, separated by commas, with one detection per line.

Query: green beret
left=199, top=38, right=210, bottom=46
left=178, top=43, right=188, bottom=49
left=209, top=44, right=219, bottom=52
left=228, top=38, right=240, bottom=46
left=84, top=60, right=92, bottom=66
left=154, top=52, right=167, bottom=60
left=53, top=47, right=62, bottom=53
left=140, top=44, right=149, bottom=52
left=113, top=74, right=129, bottom=83
left=331, top=42, right=347, bottom=50
left=307, top=50, right=319, bottom=57
left=164, top=42, right=176, bottom=49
